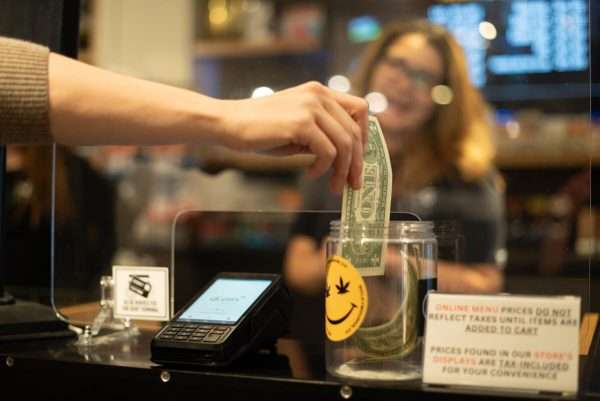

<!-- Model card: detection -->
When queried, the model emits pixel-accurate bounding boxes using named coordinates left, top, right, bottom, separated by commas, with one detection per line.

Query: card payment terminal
left=151, top=272, right=291, bottom=367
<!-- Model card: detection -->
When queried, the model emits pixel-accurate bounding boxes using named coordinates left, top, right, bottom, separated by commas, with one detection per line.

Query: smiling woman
left=351, top=19, right=495, bottom=191
left=286, top=19, right=505, bottom=298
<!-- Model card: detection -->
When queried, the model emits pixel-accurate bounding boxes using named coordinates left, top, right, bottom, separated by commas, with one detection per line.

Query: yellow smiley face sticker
left=325, top=255, right=369, bottom=342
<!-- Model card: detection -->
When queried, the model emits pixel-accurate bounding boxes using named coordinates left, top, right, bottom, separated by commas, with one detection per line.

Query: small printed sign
left=423, top=293, right=580, bottom=395
left=113, top=265, right=169, bottom=321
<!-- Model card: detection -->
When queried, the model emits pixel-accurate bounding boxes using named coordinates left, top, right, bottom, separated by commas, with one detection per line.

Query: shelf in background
left=194, top=38, right=322, bottom=58
left=495, top=138, right=600, bottom=168
left=496, top=152, right=600, bottom=168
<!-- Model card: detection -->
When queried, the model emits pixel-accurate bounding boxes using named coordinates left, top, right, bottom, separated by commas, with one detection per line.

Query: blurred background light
left=347, top=15, right=381, bottom=43
left=251, top=86, right=274, bottom=98
left=327, top=75, right=351, bottom=93
left=479, top=21, right=498, bottom=40
left=365, top=91, right=388, bottom=113
left=431, top=85, right=454, bottom=105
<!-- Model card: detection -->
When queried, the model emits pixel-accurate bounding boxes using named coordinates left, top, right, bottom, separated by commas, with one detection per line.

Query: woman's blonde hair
left=352, top=19, right=495, bottom=192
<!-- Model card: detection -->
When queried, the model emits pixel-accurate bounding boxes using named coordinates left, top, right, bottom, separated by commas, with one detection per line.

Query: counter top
left=1, top=326, right=598, bottom=401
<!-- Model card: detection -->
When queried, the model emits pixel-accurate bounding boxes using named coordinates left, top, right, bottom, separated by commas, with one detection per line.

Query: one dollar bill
left=340, top=115, right=392, bottom=276
left=353, top=255, right=419, bottom=358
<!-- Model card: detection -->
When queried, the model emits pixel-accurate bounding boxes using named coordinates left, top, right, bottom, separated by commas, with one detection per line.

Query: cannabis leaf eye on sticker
left=325, top=256, right=368, bottom=341
left=336, top=277, right=350, bottom=294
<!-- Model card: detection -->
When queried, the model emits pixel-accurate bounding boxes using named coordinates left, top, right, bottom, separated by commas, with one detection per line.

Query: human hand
left=220, top=82, right=368, bottom=193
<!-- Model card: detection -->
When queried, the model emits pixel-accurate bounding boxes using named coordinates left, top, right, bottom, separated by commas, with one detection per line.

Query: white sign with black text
left=113, top=265, right=169, bottom=321
left=423, top=293, right=580, bottom=395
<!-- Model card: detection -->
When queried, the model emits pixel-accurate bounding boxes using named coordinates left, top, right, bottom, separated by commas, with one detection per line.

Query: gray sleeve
left=430, top=173, right=506, bottom=266
left=291, top=173, right=341, bottom=240
left=298, top=172, right=339, bottom=211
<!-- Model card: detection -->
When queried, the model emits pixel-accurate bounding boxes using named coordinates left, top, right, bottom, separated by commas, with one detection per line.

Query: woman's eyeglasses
left=380, top=57, right=442, bottom=91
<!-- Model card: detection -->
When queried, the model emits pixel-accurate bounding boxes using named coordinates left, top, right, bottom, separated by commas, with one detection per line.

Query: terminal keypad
left=158, top=323, right=231, bottom=344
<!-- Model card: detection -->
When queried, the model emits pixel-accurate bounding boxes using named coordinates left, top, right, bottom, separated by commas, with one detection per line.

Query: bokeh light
left=365, top=92, right=388, bottom=113
left=431, top=85, right=454, bottom=105
left=251, top=86, right=274, bottom=98
left=479, top=21, right=497, bottom=40
left=327, top=75, right=351, bottom=93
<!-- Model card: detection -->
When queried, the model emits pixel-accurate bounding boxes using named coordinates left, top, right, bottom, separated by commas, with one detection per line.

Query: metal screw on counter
left=160, top=370, right=171, bottom=383
left=340, top=384, right=353, bottom=399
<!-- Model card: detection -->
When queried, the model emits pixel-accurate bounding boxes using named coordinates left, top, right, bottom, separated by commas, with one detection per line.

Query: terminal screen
left=177, top=278, right=272, bottom=324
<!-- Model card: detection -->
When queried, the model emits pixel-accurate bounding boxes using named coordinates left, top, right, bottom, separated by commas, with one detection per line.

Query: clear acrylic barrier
left=18, top=0, right=593, bottom=392
left=168, top=210, right=420, bottom=316
left=169, top=209, right=308, bottom=315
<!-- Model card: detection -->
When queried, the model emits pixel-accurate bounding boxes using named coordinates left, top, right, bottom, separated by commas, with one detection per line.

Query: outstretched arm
left=48, top=53, right=367, bottom=192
